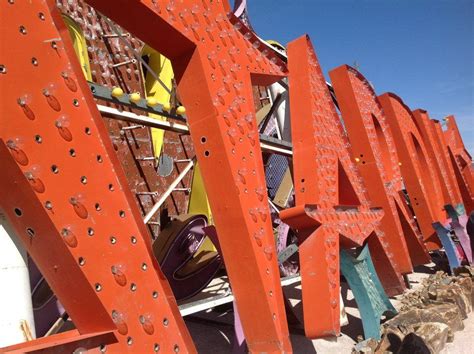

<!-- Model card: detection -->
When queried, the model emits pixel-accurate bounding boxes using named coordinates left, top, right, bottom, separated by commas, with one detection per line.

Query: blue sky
left=246, top=0, right=473, bottom=153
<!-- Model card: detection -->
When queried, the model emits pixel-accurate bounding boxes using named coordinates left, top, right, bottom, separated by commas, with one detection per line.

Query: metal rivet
left=31, top=57, right=38, bottom=66
left=78, top=257, right=85, bottom=266
left=152, top=291, right=158, bottom=299
left=51, top=165, right=59, bottom=174
left=108, top=183, right=114, bottom=191
left=84, top=127, right=90, bottom=134
left=95, top=203, right=101, bottom=211
left=97, top=155, right=103, bottom=163
left=130, top=283, right=137, bottom=292
left=87, top=227, right=94, bottom=236
left=44, top=201, right=53, bottom=210
left=38, top=12, right=45, bottom=21
left=131, top=236, right=137, bottom=244
left=73, top=99, right=79, bottom=107
left=19, top=26, right=27, bottom=35
left=69, top=148, right=76, bottom=157
left=174, top=345, right=179, bottom=352
left=163, top=318, right=169, bottom=327
left=141, top=263, right=147, bottom=271
left=80, top=176, right=87, bottom=184
left=95, top=283, right=102, bottom=292
left=119, top=210, right=125, bottom=218
left=127, top=337, right=133, bottom=346
left=110, top=236, right=117, bottom=244
left=154, top=343, right=160, bottom=352
left=35, top=135, right=42, bottom=143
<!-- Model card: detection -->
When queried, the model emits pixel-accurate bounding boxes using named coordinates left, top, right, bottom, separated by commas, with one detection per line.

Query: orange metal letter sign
left=1, top=1, right=195, bottom=352
left=85, top=0, right=292, bottom=351
left=281, top=35, right=383, bottom=337
left=330, top=66, right=430, bottom=294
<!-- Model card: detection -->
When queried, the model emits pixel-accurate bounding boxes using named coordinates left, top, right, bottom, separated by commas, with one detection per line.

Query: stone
left=412, top=322, right=449, bottom=353
left=353, top=338, right=378, bottom=354
left=428, top=283, right=471, bottom=318
left=375, top=325, right=405, bottom=353
left=454, top=276, right=473, bottom=307
left=386, top=303, right=463, bottom=334
left=396, top=333, right=430, bottom=354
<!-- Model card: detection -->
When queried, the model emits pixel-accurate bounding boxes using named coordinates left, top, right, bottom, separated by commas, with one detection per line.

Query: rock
left=386, top=303, right=463, bottom=334
left=396, top=333, right=430, bottom=354
left=453, top=266, right=474, bottom=278
left=428, top=283, right=471, bottom=318
left=353, top=338, right=378, bottom=354
left=454, top=276, right=473, bottom=307
left=376, top=325, right=405, bottom=353
left=412, top=322, right=449, bottom=353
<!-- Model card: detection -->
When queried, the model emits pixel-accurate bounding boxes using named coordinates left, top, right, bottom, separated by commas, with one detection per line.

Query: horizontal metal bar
left=98, top=105, right=189, bottom=134
left=98, top=105, right=293, bottom=156
left=89, top=82, right=185, bottom=121
left=178, top=274, right=301, bottom=316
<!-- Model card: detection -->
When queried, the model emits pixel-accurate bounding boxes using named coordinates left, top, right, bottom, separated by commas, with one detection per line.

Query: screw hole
left=204, top=150, right=210, bottom=157
left=51, top=165, right=59, bottom=174
left=95, top=203, right=101, bottom=211
left=119, top=210, right=125, bottom=218
left=154, top=343, right=160, bottom=352
left=152, top=291, right=159, bottom=299
left=174, top=344, right=180, bottom=352
left=97, top=155, right=103, bottom=163
left=80, top=176, right=87, bottom=184
left=26, top=228, right=35, bottom=237
left=19, top=25, right=27, bottom=35
left=31, top=57, right=38, bottom=66
left=78, top=257, right=85, bottom=266
left=130, top=283, right=137, bottom=292
left=38, top=12, right=45, bottom=21
left=131, top=236, right=137, bottom=244
left=95, top=283, right=102, bottom=292
left=110, top=236, right=117, bottom=244
left=141, top=263, right=147, bottom=271
left=35, top=135, right=42, bottom=143
left=87, top=227, right=94, bottom=236
left=99, top=344, right=106, bottom=353
left=200, top=136, right=207, bottom=143
left=163, top=318, right=169, bottom=327
left=69, top=148, right=76, bottom=157
left=0, top=65, right=6, bottom=74
left=127, top=337, right=133, bottom=346
left=85, top=127, right=91, bottom=135
left=108, top=183, right=114, bottom=191
left=73, top=99, right=79, bottom=107
left=14, top=208, right=22, bottom=216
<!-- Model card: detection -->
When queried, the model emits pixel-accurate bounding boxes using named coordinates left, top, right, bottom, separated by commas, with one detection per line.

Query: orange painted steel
left=84, top=0, right=292, bottom=352
left=412, top=110, right=463, bottom=210
left=0, top=1, right=195, bottom=353
left=379, top=93, right=445, bottom=250
left=281, top=36, right=383, bottom=337
left=329, top=66, right=430, bottom=294
left=444, top=115, right=474, bottom=213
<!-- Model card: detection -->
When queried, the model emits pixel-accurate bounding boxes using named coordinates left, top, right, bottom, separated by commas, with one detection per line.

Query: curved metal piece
left=340, top=245, right=397, bottom=340
left=153, top=214, right=221, bottom=301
